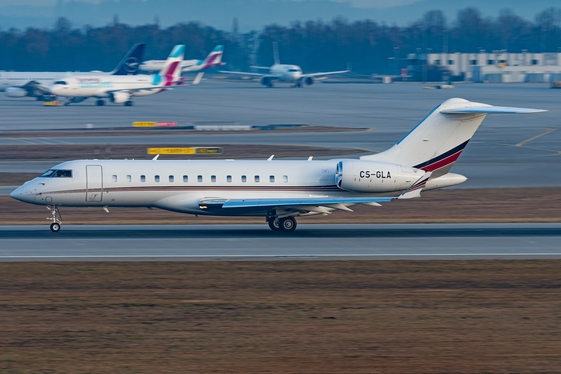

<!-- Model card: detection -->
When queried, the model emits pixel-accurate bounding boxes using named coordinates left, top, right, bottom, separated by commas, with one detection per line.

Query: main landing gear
left=95, top=99, right=105, bottom=106
left=47, top=206, right=62, bottom=233
left=267, top=216, right=297, bottom=232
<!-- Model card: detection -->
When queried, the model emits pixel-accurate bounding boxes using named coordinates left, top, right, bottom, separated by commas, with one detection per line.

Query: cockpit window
left=39, top=169, right=72, bottom=178
left=288, top=68, right=300, bottom=72
left=53, top=81, right=67, bottom=85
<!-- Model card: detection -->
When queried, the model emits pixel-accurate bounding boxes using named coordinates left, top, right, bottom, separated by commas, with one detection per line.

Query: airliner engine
left=110, top=92, right=130, bottom=104
left=303, top=76, right=314, bottom=85
left=260, top=76, right=272, bottom=87
left=335, top=160, right=425, bottom=193
left=5, top=87, right=27, bottom=97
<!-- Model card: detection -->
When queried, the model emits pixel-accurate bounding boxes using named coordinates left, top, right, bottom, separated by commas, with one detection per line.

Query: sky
left=0, top=0, right=559, bottom=32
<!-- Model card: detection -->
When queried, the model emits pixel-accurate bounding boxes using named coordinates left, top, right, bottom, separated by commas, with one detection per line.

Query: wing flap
left=219, top=197, right=394, bottom=209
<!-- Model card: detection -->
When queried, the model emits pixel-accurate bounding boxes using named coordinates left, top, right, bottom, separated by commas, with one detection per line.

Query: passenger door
left=86, top=165, right=103, bottom=202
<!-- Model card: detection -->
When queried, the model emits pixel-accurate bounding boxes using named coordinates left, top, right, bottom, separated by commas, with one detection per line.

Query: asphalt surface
left=0, top=223, right=560, bottom=261
left=1, top=81, right=559, bottom=188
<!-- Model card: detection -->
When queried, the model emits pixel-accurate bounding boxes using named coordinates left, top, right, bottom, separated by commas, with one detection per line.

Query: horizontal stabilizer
left=441, top=106, right=547, bottom=114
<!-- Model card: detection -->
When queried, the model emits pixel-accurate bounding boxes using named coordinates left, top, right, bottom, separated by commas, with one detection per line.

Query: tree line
left=1, top=7, right=560, bottom=75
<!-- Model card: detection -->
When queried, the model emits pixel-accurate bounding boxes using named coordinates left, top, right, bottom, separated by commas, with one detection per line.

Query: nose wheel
left=47, top=206, right=62, bottom=233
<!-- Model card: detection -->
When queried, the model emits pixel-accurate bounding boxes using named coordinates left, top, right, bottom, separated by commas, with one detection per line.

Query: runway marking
left=515, top=128, right=557, bottom=147
left=1, top=253, right=561, bottom=259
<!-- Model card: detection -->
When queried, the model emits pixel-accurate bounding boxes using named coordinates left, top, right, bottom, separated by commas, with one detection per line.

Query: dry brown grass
left=0, top=261, right=560, bottom=373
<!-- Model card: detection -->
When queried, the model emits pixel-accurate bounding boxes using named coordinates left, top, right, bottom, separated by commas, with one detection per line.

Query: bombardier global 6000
left=11, top=98, right=545, bottom=232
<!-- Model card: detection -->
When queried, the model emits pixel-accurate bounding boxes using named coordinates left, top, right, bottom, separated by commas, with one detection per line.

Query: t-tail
left=153, top=45, right=185, bottom=87
left=362, top=98, right=547, bottom=178
left=111, top=43, right=145, bottom=75
left=196, top=45, right=224, bottom=70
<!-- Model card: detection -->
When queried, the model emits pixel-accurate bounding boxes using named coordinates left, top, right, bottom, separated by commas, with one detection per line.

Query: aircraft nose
left=10, top=186, right=23, bottom=201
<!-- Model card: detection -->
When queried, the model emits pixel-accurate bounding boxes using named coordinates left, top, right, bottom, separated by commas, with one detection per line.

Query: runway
left=1, top=223, right=560, bottom=261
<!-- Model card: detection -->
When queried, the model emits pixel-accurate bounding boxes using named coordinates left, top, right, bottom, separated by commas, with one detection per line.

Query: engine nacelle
left=260, top=76, right=272, bottom=87
left=303, top=76, right=314, bottom=85
left=5, top=87, right=28, bottom=98
left=336, top=160, right=425, bottom=193
left=110, top=92, right=130, bottom=104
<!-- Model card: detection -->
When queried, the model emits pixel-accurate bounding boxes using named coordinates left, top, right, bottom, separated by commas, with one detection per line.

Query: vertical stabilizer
left=111, top=43, right=145, bottom=75
left=361, top=98, right=546, bottom=177
left=197, top=45, right=224, bottom=69
left=153, top=45, right=185, bottom=87
left=273, top=42, right=280, bottom=65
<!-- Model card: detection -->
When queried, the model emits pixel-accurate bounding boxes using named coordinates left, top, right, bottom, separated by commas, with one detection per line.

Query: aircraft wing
left=19, top=81, right=51, bottom=95
left=219, top=70, right=267, bottom=77
left=104, top=86, right=173, bottom=94
left=303, top=69, right=350, bottom=78
left=216, top=196, right=396, bottom=209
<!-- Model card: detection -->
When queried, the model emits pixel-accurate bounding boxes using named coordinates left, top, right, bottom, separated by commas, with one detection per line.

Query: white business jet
left=0, top=44, right=145, bottom=101
left=220, top=42, right=348, bottom=87
left=49, top=45, right=185, bottom=106
left=10, top=98, right=545, bottom=232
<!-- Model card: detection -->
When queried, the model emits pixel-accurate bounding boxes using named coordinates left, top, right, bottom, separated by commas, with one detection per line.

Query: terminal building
left=419, top=52, right=561, bottom=82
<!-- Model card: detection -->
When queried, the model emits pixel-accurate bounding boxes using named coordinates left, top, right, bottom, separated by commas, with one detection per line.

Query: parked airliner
left=220, top=42, right=348, bottom=87
left=140, top=45, right=224, bottom=73
left=0, top=44, right=145, bottom=101
left=10, top=98, right=545, bottom=232
left=49, top=45, right=185, bottom=106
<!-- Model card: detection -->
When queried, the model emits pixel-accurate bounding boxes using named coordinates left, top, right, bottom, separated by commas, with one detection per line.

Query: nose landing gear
left=47, top=206, right=62, bottom=232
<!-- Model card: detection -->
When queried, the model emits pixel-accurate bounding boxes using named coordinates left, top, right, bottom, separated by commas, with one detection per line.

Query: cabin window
left=283, top=175, right=288, bottom=183
left=488, top=59, right=494, bottom=65
left=254, top=175, right=260, bottom=183
left=141, top=175, right=146, bottom=182
left=169, top=175, right=174, bottom=182
left=227, top=175, right=232, bottom=182
left=470, top=59, right=477, bottom=65
left=126, top=175, right=131, bottom=182
left=241, top=175, right=247, bottom=182
left=183, top=175, right=188, bottom=182
left=447, top=60, right=454, bottom=65
left=211, top=175, right=216, bottom=182
left=155, top=175, right=160, bottom=182
left=198, top=175, right=203, bottom=182
left=270, top=175, right=275, bottom=183
left=112, top=175, right=117, bottom=182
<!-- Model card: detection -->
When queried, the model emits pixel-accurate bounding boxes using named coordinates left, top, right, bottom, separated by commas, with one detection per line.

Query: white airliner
left=220, top=42, right=348, bottom=87
left=140, top=45, right=224, bottom=73
left=49, top=45, right=185, bottom=106
left=0, top=44, right=145, bottom=101
left=10, top=98, right=545, bottom=232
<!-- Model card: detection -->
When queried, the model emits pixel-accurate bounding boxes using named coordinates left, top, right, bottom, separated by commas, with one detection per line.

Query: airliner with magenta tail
left=10, top=98, right=546, bottom=232
left=49, top=45, right=185, bottom=106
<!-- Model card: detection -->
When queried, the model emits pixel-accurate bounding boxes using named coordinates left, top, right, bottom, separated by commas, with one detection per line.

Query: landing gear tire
left=279, top=217, right=297, bottom=232
left=124, top=100, right=134, bottom=106
left=47, top=206, right=62, bottom=232
left=50, top=222, right=61, bottom=233
left=268, top=218, right=280, bottom=231
left=95, top=99, right=105, bottom=106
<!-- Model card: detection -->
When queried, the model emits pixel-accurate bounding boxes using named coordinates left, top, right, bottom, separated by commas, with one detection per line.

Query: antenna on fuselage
left=273, top=42, right=280, bottom=65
